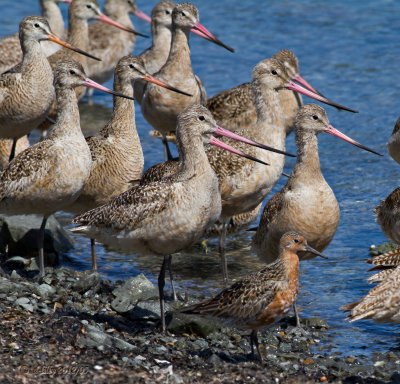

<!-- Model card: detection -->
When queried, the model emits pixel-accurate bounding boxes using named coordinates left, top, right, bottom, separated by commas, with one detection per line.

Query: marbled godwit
left=71, top=104, right=270, bottom=332
left=0, top=16, right=96, bottom=160
left=36, top=0, right=141, bottom=139
left=0, top=0, right=71, bottom=75
left=182, top=232, right=325, bottom=361
left=206, top=49, right=356, bottom=135
left=134, top=1, right=175, bottom=104
left=375, top=187, right=400, bottom=244
left=141, top=3, right=234, bottom=160
left=252, top=104, right=381, bottom=264
left=342, top=263, right=400, bottom=323
left=141, top=58, right=352, bottom=285
left=366, top=249, right=400, bottom=283
left=0, top=59, right=134, bottom=278
left=48, top=0, right=139, bottom=75
left=134, top=1, right=232, bottom=105
left=387, top=117, right=400, bottom=164
left=67, top=55, right=196, bottom=271
left=86, top=0, right=149, bottom=87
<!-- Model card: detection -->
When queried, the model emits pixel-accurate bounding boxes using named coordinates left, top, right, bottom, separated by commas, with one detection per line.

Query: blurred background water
left=2, top=0, right=400, bottom=357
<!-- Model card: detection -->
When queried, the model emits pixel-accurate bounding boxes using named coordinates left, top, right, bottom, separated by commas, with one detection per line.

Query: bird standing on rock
left=0, top=59, right=135, bottom=278
left=71, top=104, right=272, bottom=333
left=182, top=232, right=326, bottom=361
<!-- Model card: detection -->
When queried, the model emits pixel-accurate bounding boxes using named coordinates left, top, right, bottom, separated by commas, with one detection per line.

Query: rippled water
left=2, top=0, right=400, bottom=357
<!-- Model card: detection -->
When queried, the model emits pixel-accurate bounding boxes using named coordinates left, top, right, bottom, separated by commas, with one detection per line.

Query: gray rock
left=302, top=317, right=329, bottom=329
left=14, top=297, right=34, bottom=312
left=0, top=276, right=23, bottom=294
left=207, top=353, right=223, bottom=365
left=72, top=272, right=100, bottom=293
left=111, top=274, right=158, bottom=313
left=77, top=324, right=136, bottom=352
left=36, top=284, right=56, bottom=299
left=167, top=312, right=218, bottom=338
left=0, top=214, right=73, bottom=259
left=129, top=300, right=171, bottom=320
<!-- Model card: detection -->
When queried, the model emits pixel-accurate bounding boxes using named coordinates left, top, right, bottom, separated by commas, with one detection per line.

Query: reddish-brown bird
left=182, top=232, right=325, bottom=361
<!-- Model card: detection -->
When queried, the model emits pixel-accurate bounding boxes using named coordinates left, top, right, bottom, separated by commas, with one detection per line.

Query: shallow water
left=2, top=0, right=400, bottom=357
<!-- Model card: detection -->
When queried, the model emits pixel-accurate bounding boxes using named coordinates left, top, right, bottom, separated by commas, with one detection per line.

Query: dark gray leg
left=90, top=238, right=98, bottom=271
left=38, top=216, right=48, bottom=278
left=219, top=221, right=228, bottom=286
left=162, top=135, right=173, bottom=161
left=166, top=255, right=177, bottom=301
left=250, top=330, right=263, bottom=362
left=158, top=255, right=169, bottom=333
left=9, top=138, right=17, bottom=162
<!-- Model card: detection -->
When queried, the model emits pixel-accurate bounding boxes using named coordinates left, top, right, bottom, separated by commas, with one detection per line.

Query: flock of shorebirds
left=0, top=0, right=399, bottom=362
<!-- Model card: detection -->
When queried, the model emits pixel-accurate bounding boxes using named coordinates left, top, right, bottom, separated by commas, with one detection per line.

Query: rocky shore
left=0, top=265, right=399, bottom=384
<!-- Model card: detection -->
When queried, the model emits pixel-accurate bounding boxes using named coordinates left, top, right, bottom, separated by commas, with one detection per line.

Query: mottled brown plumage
left=0, top=137, right=30, bottom=170
left=141, top=3, right=209, bottom=159
left=253, top=105, right=340, bottom=262
left=206, top=49, right=302, bottom=134
left=0, top=59, right=93, bottom=278
left=388, top=117, right=400, bottom=164
left=68, top=55, right=185, bottom=270
left=0, top=17, right=62, bottom=143
left=87, top=0, right=141, bottom=84
left=375, top=187, right=400, bottom=244
left=72, top=105, right=225, bottom=331
left=343, top=265, right=400, bottom=323
left=141, top=58, right=292, bottom=283
left=182, top=232, right=322, bottom=361
left=0, top=0, right=68, bottom=75
left=134, top=0, right=175, bottom=104
left=48, top=0, right=104, bottom=86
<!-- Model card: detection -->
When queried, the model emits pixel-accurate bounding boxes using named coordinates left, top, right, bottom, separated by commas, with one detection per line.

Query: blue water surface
left=2, top=0, right=400, bottom=357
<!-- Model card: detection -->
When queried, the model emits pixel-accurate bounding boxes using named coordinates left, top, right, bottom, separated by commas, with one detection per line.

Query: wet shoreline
left=1, top=265, right=399, bottom=383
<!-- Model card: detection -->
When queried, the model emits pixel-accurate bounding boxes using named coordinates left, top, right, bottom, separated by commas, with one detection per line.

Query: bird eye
left=271, top=70, right=278, bottom=75
left=198, top=116, right=205, bottom=121
left=294, top=239, right=299, bottom=243
left=312, top=115, right=318, bottom=120
left=129, top=64, right=135, bottom=69
left=34, top=23, right=40, bottom=28
left=86, top=4, right=92, bottom=9
left=166, top=10, right=170, bottom=15
left=181, top=11, right=186, bottom=17
left=69, top=70, right=76, bottom=75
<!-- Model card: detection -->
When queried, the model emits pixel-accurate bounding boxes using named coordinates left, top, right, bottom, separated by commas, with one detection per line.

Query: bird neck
left=50, top=85, right=82, bottom=138
left=41, top=0, right=65, bottom=37
left=67, top=14, right=90, bottom=52
left=104, top=77, right=137, bottom=138
left=20, top=38, right=50, bottom=73
left=251, top=79, right=286, bottom=146
left=292, top=128, right=322, bottom=179
left=280, top=250, right=300, bottom=280
left=164, top=26, right=192, bottom=74
left=176, top=131, right=211, bottom=179
left=151, top=22, right=172, bottom=58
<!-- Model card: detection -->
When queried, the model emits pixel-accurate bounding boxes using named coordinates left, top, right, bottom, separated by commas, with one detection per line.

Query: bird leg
left=158, top=255, right=169, bottom=333
left=38, top=216, right=48, bottom=279
left=90, top=238, right=98, bottom=272
left=162, top=134, right=174, bottom=161
left=250, top=330, right=263, bottom=362
left=166, top=254, right=177, bottom=301
left=8, top=138, right=18, bottom=162
left=293, top=302, right=301, bottom=328
left=219, top=221, right=229, bottom=286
